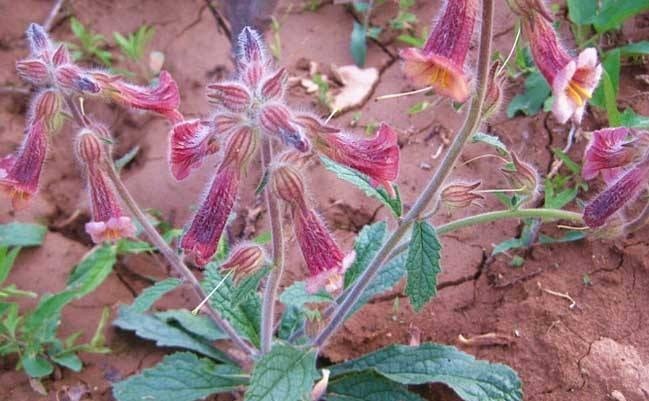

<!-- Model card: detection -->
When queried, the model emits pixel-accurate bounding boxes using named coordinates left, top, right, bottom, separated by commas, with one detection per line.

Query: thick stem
left=312, top=0, right=496, bottom=349
left=64, top=96, right=258, bottom=361
left=259, top=137, right=285, bottom=353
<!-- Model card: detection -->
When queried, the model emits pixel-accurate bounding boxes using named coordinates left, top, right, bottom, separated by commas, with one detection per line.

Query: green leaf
left=128, top=278, right=182, bottom=313
left=277, top=305, right=304, bottom=341
left=330, top=343, right=522, bottom=401
left=405, top=221, right=442, bottom=312
left=21, top=355, right=54, bottom=378
left=350, top=252, right=407, bottom=316
left=23, top=292, right=76, bottom=342
left=113, top=307, right=230, bottom=361
left=591, top=49, right=621, bottom=109
left=492, top=238, right=524, bottom=256
left=0, top=246, right=21, bottom=284
left=350, top=21, right=367, bottom=67
left=116, top=239, right=154, bottom=254
left=616, top=41, right=649, bottom=57
left=0, top=223, right=47, bottom=247
left=407, top=101, right=430, bottom=115
left=539, top=231, right=586, bottom=244
left=51, top=352, right=82, bottom=372
left=231, top=267, right=270, bottom=307
left=320, top=156, right=402, bottom=217
left=113, top=352, right=247, bottom=401
left=593, top=0, right=649, bottom=33
left=155, top=309, right=228, bottom=341
left=566, top=0, right=597, bottom=25
left=245, top=344, right=318, bottom=401
left=599, top=69, right=622, bottom=125
left=203, top=266, right=261, bottom=346
left=345, top=222, right=387, bottom=288
left=328, top=372, right=426, bottom=401
left=66, top=245, right=117, bottom=298
left=114, top=145, right=140, bottom=171
left=471, top=133, right=509, bottom=156
left=279, top=281, right=333, bottom=308
left=506, top=70, right=551, bottom=117
left=619, top=108, right=649, bottom=129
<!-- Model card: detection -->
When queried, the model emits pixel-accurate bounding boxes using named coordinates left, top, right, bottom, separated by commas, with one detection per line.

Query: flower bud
left=168, top=120, right=219, bottom=180
left=501, top=153, right=540, bottom=199
left=260, top=67, right=287, bottom=100
left=237, top=26, right=266, bottom=66
left=76, top=129, right=105, bottom=165
left=440, top=181, right=484, bottom=209
left=51, top=44, right=70, bottom=66
left=583, top=159, right=649, bottom=228
left=206, top=82, right=252, bottom=112
left=260, top=103, right=310, bottom=152
left=483, top=61, right=505, bottom=119
left=0, top=120, right=48, bottom=210
left=55, top=64, right=101, bottom=94
left=26, top=23, right=51, bottom=57
left=220, top=244, right=267, bottom=283
left=31, top=89, right=63, bottom=133
left=242, top=62, right=264, bottom=89
left=221, top=125, right=258, bottom=169
left=271, top=164, right=307, bottom=207
left=213, top=112, right=243, bottom=135
left=15, top=59, right=50, bottom=86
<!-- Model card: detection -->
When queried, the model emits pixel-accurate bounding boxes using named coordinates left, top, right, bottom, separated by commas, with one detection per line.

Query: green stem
left=438, top=208, right=583, bottom=234
left=312, top=0, right=496, bottom=349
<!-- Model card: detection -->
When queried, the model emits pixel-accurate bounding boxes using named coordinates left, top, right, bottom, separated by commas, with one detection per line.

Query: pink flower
left=583, top=159, right=649, bottom=228
left=180, top=126, right=257, bottom=266
left=260, top=103, right=310, bottom=152
left=297, top=117, right=399, bottom=195
left=440, top=181, right=484, bottom=209
left=523, top=13, right=602, bottom=124
left=26, top=23, right=52, bottom=58
left=55, top=64, right=101, bottom=94
left=30, top=89, right=63, bottom=133
left=76, top=131, right=136, bottom=243
left=582, top=127, right=637, bottom=184
left=206, top=81, right=252, bottom=112
left=399, top=0, right=478, bottom=102
left=91, top=70, right=180, bottom=119
left=168, top=120, right=220, bottom=180
left=0, top=120, right=48, bottom=210
left=15, top=59, right=50, bottom=86
left=220, top=243, right=267, bottom=283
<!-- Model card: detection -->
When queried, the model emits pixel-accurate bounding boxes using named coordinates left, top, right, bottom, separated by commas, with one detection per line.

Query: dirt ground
left=1, top=0, right=648, bottom=400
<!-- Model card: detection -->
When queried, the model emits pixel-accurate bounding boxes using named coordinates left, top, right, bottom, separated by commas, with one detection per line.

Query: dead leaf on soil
left=56, top=384, right=90, bottom=401
left=458, top=332, right=516, bottom=347
left=331, top=65, right=379, bottom=112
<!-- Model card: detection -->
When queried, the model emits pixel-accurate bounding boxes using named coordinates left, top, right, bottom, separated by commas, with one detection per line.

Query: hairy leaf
left=328, top=372, right=426, bottom=401
left=155, top=309, right=228, bottom=341
left=128, top=278, right=182, bottom=313
left=350, top=252, right=407, bottom=316
left=279, top=281, right=332, bottom=308
left=405, top=221, right=442, bottom=312
left=345, top=222, right=387, bottom=288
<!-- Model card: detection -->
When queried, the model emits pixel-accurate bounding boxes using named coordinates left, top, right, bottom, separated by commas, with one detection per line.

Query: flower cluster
left=511, top=0, right=602, bottom=124
left=582, top=127, right=649, bottom=229
left=172, top=28, right=400, bottom=292
left=2, top=24, right=180, bottom=243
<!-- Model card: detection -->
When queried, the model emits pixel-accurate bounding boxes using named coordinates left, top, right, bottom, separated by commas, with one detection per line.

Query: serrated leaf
left=279, top=281, right=333, bottom=308
left=203, top=266, right=261, bottom=346
left=128, top=278, right=182, bottom=313
left=506, top=70, right=551, bottom=117
left=277, top=305, right=304, bottom=341
left=471, top=133, right=509, bottom=156
left=350, top=251, right=407, bottom=316
left=320, top=156, right=402, bottom=217
left=232, top=267, right=270, bottom=307
left=330, top=343, right=522, bottom=401
left=328, top=372, right=426, bottom=401
left=155, top=309, right=228, bottom=341
left=113, top=307, right=229, bottom=361
left=113, top=352, right=247, bottom=401
left=0, top=223, right=47, bottom=247
left=345, top=222, right=387, bottom=288
left=350, top=21, right=367, bottom=67
left=405, top=221, right=442, bottom=312
left=245, top=344, right=318, bottom=401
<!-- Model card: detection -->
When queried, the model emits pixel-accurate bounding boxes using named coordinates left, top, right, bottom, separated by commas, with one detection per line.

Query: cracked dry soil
left=1, top=1, right=649, bottom=400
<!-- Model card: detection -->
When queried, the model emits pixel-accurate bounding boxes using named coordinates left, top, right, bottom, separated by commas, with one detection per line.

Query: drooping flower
left=91, top=70, right=181, bottom=120
left=501, top=153, right=540, bottom=200
left=296, top=116, right=399, bottom=195
left=523, top=12, right=602, bottom=124
left=399, top=0, right=479, bottom=102
left=483, top=61, right=506, bottom=119
left=0, top=120, right=48, bottom=210
left=181, top=126, right=257, bottom=266
left=220, top=243, right=267, bottom=283
left=271, top=164, right=345, bottom=293
left=76, top=130, right=136, bottom=243
left=30, top=89, right=63, bottom=133
left=260, top=103, right=310, bottom=152
left=583, top=158, right=649, bottom=228
left=54, top=64, right=101, bottom=94
left=440, top=181, right=484, bottom=209
left=582, top=127, right=639, bottom=184
left=168, top=120, right=220, bottom=180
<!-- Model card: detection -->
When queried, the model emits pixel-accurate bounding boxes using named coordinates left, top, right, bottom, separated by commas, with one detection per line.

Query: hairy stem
left=64, top=96, right=258, bottom=362
left=312, top=0, right=496, bottom=349
left=259, top=137, right=285, bottom=354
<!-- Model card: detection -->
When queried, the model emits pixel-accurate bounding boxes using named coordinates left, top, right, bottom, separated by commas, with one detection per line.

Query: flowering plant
left=3, top=1, right=649, bottom=400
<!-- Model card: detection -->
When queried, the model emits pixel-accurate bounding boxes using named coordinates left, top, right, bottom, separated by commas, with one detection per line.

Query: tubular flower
left=296, top=116, right=400, bottom=195
left=76, top=130, right=136, bottom=243
left=169, top=120, right=220, bottom=180
left=583, top=159, right=649, bottom=228
left=220, top=244, right=267, bottom=283
left=523, top=12, right=602, bottom=124
left=271, top=164, right=345, bottom=293
left=582, top=127, right=638, bottom=184
left=91, top=70, right=181, bottom=120
left=0, top=120, right=48, bottom=210
left=399, top=0, right=479, bottom=102
left=181, top=126, right=257, bottom=266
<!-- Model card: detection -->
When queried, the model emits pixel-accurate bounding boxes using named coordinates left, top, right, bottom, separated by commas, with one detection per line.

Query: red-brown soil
left=1, top=1, right=648, bottom=400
